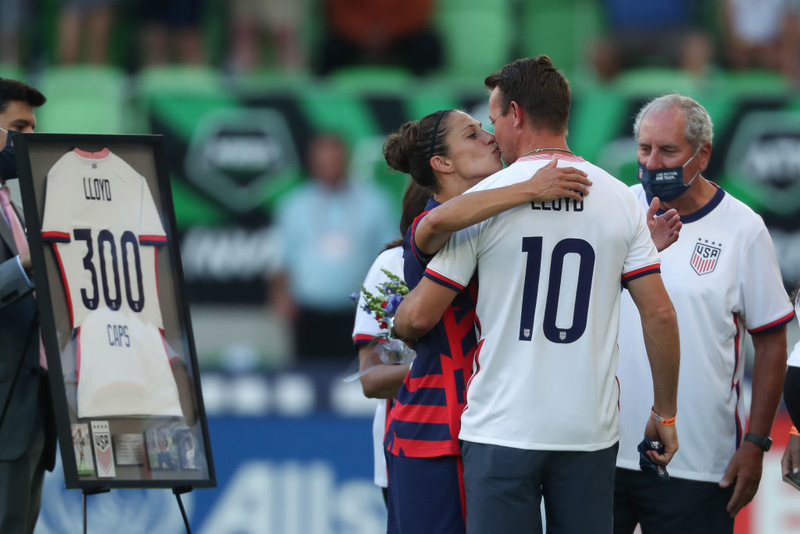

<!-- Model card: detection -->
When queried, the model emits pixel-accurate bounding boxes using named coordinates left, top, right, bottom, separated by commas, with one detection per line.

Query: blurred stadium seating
left=36, top=65, right=128, bottom=134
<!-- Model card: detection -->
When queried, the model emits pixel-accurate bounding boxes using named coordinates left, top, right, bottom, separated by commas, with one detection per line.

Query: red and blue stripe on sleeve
left=748, top=311, right=795, bottom=335
left=621, top=263, right=660, bottom=286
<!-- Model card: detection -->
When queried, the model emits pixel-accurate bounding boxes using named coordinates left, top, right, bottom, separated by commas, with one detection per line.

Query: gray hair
left=633, top=94, right=714, bottom=150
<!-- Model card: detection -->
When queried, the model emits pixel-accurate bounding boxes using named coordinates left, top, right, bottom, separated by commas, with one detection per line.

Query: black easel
left=82, top=486, right=194, bottom=534
left=82, top=487, right=109, bottom=534
left=174, top=486, right=194, bottom=534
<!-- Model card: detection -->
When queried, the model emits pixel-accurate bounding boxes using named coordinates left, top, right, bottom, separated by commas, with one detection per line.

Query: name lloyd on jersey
left=530, top=197, right=584, bottom=211
left=107, top=324, right=130, bottom=347
left=83, top=177, right=112, bottom=201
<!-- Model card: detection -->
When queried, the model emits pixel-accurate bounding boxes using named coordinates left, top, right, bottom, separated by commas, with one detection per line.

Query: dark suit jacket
left=0, top=200, right=56, bottom=470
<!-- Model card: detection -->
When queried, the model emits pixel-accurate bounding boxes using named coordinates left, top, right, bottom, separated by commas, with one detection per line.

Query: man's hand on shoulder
left=523, top=157, right=591, bottom=203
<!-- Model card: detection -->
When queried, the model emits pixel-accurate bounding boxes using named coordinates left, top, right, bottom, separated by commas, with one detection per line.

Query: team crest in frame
left=690, top=239, right=721, bottom=275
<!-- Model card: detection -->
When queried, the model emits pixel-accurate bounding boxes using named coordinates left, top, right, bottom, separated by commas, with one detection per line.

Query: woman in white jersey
left=352, top=182, right=429, bottom=504
left=781, top=283, right=800, bottom=479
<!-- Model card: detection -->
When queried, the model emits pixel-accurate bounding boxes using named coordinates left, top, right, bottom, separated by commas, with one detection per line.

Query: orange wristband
left=651, top=408, right=676, bottom=426
left=790, top=426, right=800, bottom=437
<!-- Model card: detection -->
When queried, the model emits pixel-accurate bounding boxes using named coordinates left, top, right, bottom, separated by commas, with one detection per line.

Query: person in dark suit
left=0, top=77, right=57, bottom=534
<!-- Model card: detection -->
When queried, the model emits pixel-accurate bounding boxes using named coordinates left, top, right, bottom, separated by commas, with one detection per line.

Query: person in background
left=0, top=77, right=58, bottom=534
left=138, top=0, right=206, bottom=66
left=614, top=94, right=793, bottom=534
left=271, top=133, right=396, bottom=360
left=227, top=0, right=306, bottom=72
left=56, top=0, right=116, bottom=64
left=721, top=0, right=800, bottom=83
left=0, top=0, right=29, bottom=67
left=781, top=283, right=800, bottom=479
left=316, top=0, right=442, bottom=76
left=589, top=0, right=712, bottom=82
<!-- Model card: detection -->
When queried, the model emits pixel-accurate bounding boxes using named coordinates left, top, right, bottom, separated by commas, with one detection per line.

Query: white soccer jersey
left=617, top=184, right=794, bottom=482
left=352, top=246, right=405, bottom=487
left=41, top=148, right=182, bottom=418
left=426, top=155, right=660, bottom=451
left=787, top=294, right=800, bottom=368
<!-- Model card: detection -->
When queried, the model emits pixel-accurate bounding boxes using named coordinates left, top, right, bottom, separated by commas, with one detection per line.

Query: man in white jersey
left=614, top=94, right=793, bottom=534
left=393, top=56, right=681, bottom=534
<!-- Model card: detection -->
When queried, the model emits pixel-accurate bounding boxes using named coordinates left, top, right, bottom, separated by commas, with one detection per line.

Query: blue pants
left=385, top=452, right=465, bottom=534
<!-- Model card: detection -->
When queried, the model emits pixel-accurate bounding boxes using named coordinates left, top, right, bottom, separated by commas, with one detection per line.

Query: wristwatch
left=743, top=432, right=772, bottom=452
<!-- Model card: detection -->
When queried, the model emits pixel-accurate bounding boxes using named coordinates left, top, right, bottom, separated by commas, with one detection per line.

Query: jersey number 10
left=519, top=237, right=595, bottom=344
left=74, top=229, right=146, bottom=313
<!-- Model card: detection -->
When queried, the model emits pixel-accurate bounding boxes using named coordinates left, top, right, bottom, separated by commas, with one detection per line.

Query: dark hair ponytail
left=399, top=181, right=432, bottom=237
left=383, top=110, right=453, bottom=191
left=383, top=180, right=432, bottom=251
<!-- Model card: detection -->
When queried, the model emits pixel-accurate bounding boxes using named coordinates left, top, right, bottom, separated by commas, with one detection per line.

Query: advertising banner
left=145, top=88, right=800, bottom=308
left=31, top=408, right=800, bottom=534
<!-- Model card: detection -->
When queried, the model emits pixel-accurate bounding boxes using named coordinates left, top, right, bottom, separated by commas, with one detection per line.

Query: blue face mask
left=0, top=128, right=18, bottom=181
left=637, top=147, right=700, bottom=202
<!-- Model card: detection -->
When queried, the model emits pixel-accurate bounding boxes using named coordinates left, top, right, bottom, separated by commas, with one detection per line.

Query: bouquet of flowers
left=352, top=269, right=416, bottom=365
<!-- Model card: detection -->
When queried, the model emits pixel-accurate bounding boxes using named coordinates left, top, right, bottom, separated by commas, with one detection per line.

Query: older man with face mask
left=614, top=93, right=793, bottom=534
left=0, top=77, right=57, bottom=534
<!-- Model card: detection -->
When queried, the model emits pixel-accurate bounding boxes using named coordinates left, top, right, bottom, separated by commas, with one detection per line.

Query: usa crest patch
left=690, top=240, right=721, bottom=275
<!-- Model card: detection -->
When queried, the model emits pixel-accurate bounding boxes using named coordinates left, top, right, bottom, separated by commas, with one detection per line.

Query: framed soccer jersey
left=14, top=134, right=215, bottom=490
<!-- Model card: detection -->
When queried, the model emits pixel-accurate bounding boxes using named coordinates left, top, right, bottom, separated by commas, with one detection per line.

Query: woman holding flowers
left=781, top=282, right=800, bottom=482
left=352, top=181, right=430, bottom=505
left=380, top=109, right=591, bottom=534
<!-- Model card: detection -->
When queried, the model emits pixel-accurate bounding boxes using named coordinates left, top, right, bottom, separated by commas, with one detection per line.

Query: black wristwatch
left=743, top=432, right=772, bottom=452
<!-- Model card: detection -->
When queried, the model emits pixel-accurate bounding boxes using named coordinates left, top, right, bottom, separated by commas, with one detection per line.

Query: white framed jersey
left=425, top=154, right=660, bottom=451
left=41, top=148, right=182, bottom=418
left=617, top=183, right=794, bottom=482
left=352, top=246, right=405, bottom=487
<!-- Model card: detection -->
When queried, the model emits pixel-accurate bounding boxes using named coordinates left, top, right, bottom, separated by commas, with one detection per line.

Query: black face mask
left=637, top=146, right=700, bottom=202
left=0, top=129, right=18, bottom=181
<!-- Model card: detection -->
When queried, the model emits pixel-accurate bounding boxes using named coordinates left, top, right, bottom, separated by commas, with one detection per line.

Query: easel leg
left=173, top=485, right=194, bottom=534
left=82, top=487, right=110, bottom=534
